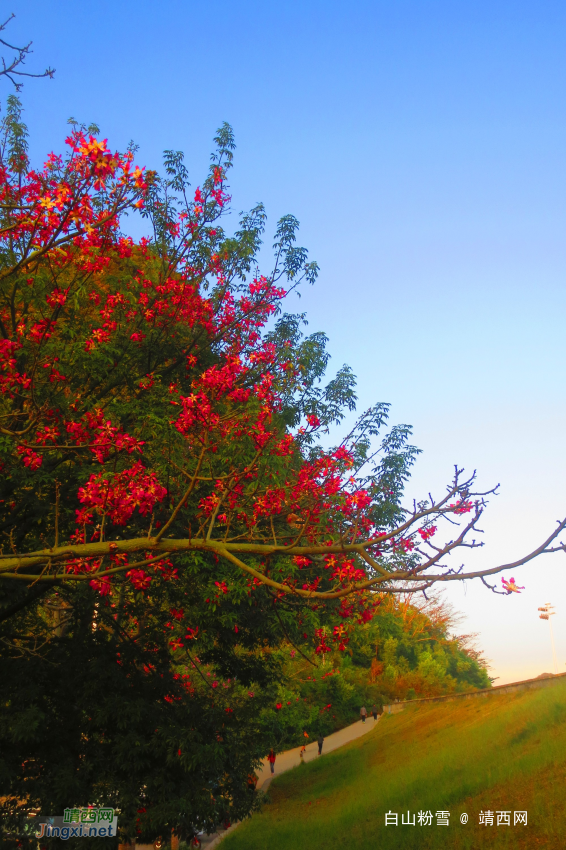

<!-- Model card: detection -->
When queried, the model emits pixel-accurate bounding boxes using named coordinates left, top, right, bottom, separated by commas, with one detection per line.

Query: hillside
left=224, top=678, right=566, bottom=849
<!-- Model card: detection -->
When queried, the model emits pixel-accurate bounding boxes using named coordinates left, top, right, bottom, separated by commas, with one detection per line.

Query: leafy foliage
left=257, top=592, right=490, bottom=752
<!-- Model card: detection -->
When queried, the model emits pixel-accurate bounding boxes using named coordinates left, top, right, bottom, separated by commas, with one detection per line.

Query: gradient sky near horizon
left=11, top=0, right=566, bottom=684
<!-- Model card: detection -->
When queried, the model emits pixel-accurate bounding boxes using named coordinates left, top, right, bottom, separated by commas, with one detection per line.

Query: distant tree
left=356, top=592, right=492, bottom=696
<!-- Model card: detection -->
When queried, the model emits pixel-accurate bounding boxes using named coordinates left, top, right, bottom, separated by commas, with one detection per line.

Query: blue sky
left=11, top=0, right=566, bottom=682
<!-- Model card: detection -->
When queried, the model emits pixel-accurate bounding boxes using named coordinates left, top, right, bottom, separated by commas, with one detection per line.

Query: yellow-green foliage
left=224, top=679, right=566, bottom=849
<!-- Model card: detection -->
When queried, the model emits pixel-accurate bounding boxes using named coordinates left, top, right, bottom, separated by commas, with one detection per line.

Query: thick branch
left=0, top=519, right=564, bottom=601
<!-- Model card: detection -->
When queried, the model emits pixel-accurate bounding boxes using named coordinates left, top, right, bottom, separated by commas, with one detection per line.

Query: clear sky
left=11, top=0, right=566, bottom=684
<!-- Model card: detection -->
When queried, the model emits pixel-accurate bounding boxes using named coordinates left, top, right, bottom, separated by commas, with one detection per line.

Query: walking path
left=201, top=715, right=382, bottom=848
left=257, top=715, right=381, bottom=791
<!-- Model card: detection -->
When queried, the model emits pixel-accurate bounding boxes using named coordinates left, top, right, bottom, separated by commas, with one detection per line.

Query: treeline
left=257, top=593, right=490, bottom=751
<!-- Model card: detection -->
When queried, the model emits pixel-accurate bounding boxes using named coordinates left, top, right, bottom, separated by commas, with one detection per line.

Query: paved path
left=201, top=715, right=382, bottom=848
left=257, top=715, right=381, bottom=791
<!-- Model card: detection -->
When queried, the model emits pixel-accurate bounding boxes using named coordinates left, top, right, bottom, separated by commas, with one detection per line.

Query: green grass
left=223, top=679, right=566, bottom=849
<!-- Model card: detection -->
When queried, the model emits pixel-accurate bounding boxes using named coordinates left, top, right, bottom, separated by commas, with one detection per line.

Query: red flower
left=127, top=569, right=151, bottom=590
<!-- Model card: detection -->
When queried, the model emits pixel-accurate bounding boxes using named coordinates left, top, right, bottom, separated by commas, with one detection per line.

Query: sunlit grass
left=223, top=679, right=566, bottom=849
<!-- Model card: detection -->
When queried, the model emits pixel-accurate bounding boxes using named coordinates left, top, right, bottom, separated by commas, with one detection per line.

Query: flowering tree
left=0, top=95, right=563, bottom=610
left=0, top=101, right=565, bottom=842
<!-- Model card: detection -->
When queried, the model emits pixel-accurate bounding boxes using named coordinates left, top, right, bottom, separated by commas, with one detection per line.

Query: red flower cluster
left=78, top=463, right=167, bottom=526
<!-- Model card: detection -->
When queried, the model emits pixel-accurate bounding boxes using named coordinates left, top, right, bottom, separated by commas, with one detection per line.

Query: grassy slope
left=223, top=679, right=566, bottom=849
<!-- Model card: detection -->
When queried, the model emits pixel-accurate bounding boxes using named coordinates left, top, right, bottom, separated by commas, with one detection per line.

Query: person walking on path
left=317, top=735, right=324, bottom=756
left=268, top=749, right=276, bottom=774
left=372, top=704, right=378, bottom=721
left=360, top=706, right=367, bottom=723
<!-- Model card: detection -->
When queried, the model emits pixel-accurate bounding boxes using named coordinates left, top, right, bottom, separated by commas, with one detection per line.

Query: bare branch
left=0, top=15, right=55, bottom=91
